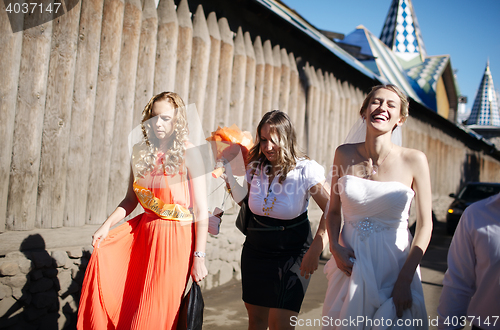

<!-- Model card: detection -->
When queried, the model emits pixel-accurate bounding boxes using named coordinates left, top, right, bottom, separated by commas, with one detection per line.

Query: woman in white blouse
left=223, top=110, right=330, bottom=330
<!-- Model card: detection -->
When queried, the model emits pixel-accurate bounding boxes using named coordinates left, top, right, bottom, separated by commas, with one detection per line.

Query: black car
left=446, top=182, right=500, bottom=235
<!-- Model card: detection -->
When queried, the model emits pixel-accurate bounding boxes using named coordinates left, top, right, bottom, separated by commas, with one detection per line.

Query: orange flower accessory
left=206, top=124, right=254, bottom=177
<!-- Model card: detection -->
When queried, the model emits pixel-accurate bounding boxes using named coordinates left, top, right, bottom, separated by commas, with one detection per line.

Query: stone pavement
left=0, top=204, right=465, bottom=329
left=202, top=217, right=464, bottom=330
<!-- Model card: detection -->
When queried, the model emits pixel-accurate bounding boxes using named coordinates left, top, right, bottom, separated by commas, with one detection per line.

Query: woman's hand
left=92, top=225, right=110, bottom=248
left=392, top=276, right=413, bottom=318
left=191, top=256, right=208, bottom=282
left=331, top=244, right=356, bottom=276
left=219, top=158, right=235, bottom=183
left=300, top=239, right=322, bottom=279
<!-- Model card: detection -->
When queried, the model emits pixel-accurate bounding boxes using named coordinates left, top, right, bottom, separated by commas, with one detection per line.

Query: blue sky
left=280, top=0, right=500, bottom=113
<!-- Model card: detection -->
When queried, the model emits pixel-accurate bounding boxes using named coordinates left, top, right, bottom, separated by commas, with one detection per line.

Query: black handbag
left=235, top=197, right=251, bottom=235
left=177, top=281, right=204, bottom=330
left=235, top=171, right=255, bottom=235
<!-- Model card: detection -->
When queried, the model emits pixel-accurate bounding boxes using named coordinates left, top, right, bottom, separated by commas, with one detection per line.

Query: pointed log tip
left=253, top=36, right=264, bottom=64
left=288, top=55, right=298, bottom=72
left=218, top=17, right=233, bottom=44
left=244, top=32, right=255, bottom=58
left=206, top=12, right=221, bottom=39
left=157, top=0, right=178, bottom=23
left=233, top=27, right=246, bottom=55
left=272, top=45, right=281, bottom=64
left=193, top=5, right=210, bottom=39
left=142, top=0, right=158, bottom=16
left=177, top=0, right=193, bottom=28
left=280, top=50, right=290, bottom=66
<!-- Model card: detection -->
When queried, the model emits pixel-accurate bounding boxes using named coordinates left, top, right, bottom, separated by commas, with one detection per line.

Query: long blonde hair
left=247, top=110, right=307, bottom=183
left=135, top=92, right=189, bottom=176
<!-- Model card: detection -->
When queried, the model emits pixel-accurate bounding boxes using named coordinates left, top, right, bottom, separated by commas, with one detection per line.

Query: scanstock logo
left=4, top=0, right=80, bottom=33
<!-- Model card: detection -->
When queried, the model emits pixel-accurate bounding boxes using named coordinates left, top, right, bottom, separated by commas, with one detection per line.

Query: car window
left=459, top=185, right=500, bottom=202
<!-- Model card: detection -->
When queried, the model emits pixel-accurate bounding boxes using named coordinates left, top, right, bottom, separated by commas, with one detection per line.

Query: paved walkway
left=202, top=218, right=465, bottom=330
left=0, top=205, right=465, bottom=330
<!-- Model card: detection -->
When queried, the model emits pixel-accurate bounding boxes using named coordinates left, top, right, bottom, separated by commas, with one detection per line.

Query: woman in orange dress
left=77, top=92, right=208, bottom=330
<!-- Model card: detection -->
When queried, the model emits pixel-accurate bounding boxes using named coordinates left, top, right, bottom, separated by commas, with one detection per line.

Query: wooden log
left=349, top=84, right=358, bottom=128
left=36, top=0, right=82, bottom=228
left=279, top=48, right=290, bottom=113
left=202, top=11, right=220, bottom=137
left=342, top=81, right=352, bottom=143
left=154, top=0, right=178, bottom=94
left=321, top=71, right=331, bottom=166
left=188, top=4, right=210, bottom=144
left=328, top=73, right=340, bottom=167
left=295, top=67, right=307, bottom=149
left=343, top=82, right=353, bottom=130
left=7, top=12, right=53, bottom=231
left=86, top=0, right=125, bottom=224
left=303, top=63, right=318, bottom=158
left=336, top=79, right=347, bottom=146
left=229, top=26, right=246, bottom=127
left=427, top=137, right=435, bottom=188
left=436, top=141, right=443, bottom=195
left=252, top=36, right=264, bottom=131
left=287, top=53, right=298, bottom=126
left=64, top=0, right=105, bottom=227
left=315, top=68, right=326, bottom=164
left=0, top=11, right=23, bottom=232
left=242, top=31, right=256, bottom=133
left=271, top=45, right=281, bottom=110
left=353, top=86, right=362, bottom=125
left=174, top=0, right=192, bottom=102
left=107, top=0, right=142, bottom=216
left=261, top=40, right=274, bottom=116
left=215, top=17, right=233, bottom=128
left=133, top=0, right=158, bottom=127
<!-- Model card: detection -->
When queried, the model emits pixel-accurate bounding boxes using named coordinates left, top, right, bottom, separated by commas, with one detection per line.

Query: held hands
left=331, top=244, right=356, bottom=277
left=391, top=276, right=413, bottom=318
left=191, top=256, right=208, bottom=282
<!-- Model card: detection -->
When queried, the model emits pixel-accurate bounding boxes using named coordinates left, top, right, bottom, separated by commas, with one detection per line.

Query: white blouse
left=247, top=159, right=325, bottom=220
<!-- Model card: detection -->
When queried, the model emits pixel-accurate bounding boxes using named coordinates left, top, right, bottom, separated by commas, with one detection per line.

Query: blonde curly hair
left=135, top=92, right=189, bottom=177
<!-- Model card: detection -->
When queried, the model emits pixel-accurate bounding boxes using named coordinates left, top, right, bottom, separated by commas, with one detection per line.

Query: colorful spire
left=379, top=0, right=427, bottom=61
left=467, top=61, right=500, bottom=126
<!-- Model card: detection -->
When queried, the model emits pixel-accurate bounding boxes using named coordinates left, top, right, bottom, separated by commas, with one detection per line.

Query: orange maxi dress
left=77, top=167, right=194, bottom=330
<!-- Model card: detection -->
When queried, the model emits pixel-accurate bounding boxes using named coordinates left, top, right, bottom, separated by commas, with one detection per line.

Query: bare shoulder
left=399, top=147, right=429, bottom=172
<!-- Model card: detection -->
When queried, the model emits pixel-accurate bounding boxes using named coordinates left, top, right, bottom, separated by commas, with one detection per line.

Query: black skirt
left=241, top=212, right=313, bottom=313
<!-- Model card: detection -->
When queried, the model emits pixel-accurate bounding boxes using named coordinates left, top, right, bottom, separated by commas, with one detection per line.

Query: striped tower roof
left=379, top=0, right=427, bottom=62
left=406, top=55, right=450, bottom=111
left=467, top=62, right=500, bottom=127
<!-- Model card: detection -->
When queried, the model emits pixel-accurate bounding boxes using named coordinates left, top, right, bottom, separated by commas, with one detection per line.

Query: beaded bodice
left=339, top=175, right=414, bottom=239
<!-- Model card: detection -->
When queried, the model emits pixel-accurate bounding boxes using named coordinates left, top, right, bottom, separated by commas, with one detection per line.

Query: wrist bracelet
left=193, top=251, right=206, bottom=258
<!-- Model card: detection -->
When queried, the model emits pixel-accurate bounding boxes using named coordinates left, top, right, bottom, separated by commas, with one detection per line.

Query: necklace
left=365, top=144, right=393, bottom=176
left=262, top=165, right=276, bottom=216
left=263, top=175, right=276, bottom=216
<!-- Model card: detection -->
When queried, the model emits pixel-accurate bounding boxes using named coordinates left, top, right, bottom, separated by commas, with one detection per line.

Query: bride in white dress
left=322, top=85, right=433, bottom=329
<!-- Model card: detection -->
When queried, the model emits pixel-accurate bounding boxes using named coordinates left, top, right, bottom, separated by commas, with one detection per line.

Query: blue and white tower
left=466, top=61, right=500, bottom=127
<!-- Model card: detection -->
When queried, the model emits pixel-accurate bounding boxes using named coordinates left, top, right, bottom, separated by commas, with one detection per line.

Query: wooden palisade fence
left=1, top=0, right=500, bottom=232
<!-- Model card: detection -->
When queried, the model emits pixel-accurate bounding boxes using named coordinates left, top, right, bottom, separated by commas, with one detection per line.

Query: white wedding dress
left=322, top=175, right=428, bottom=330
